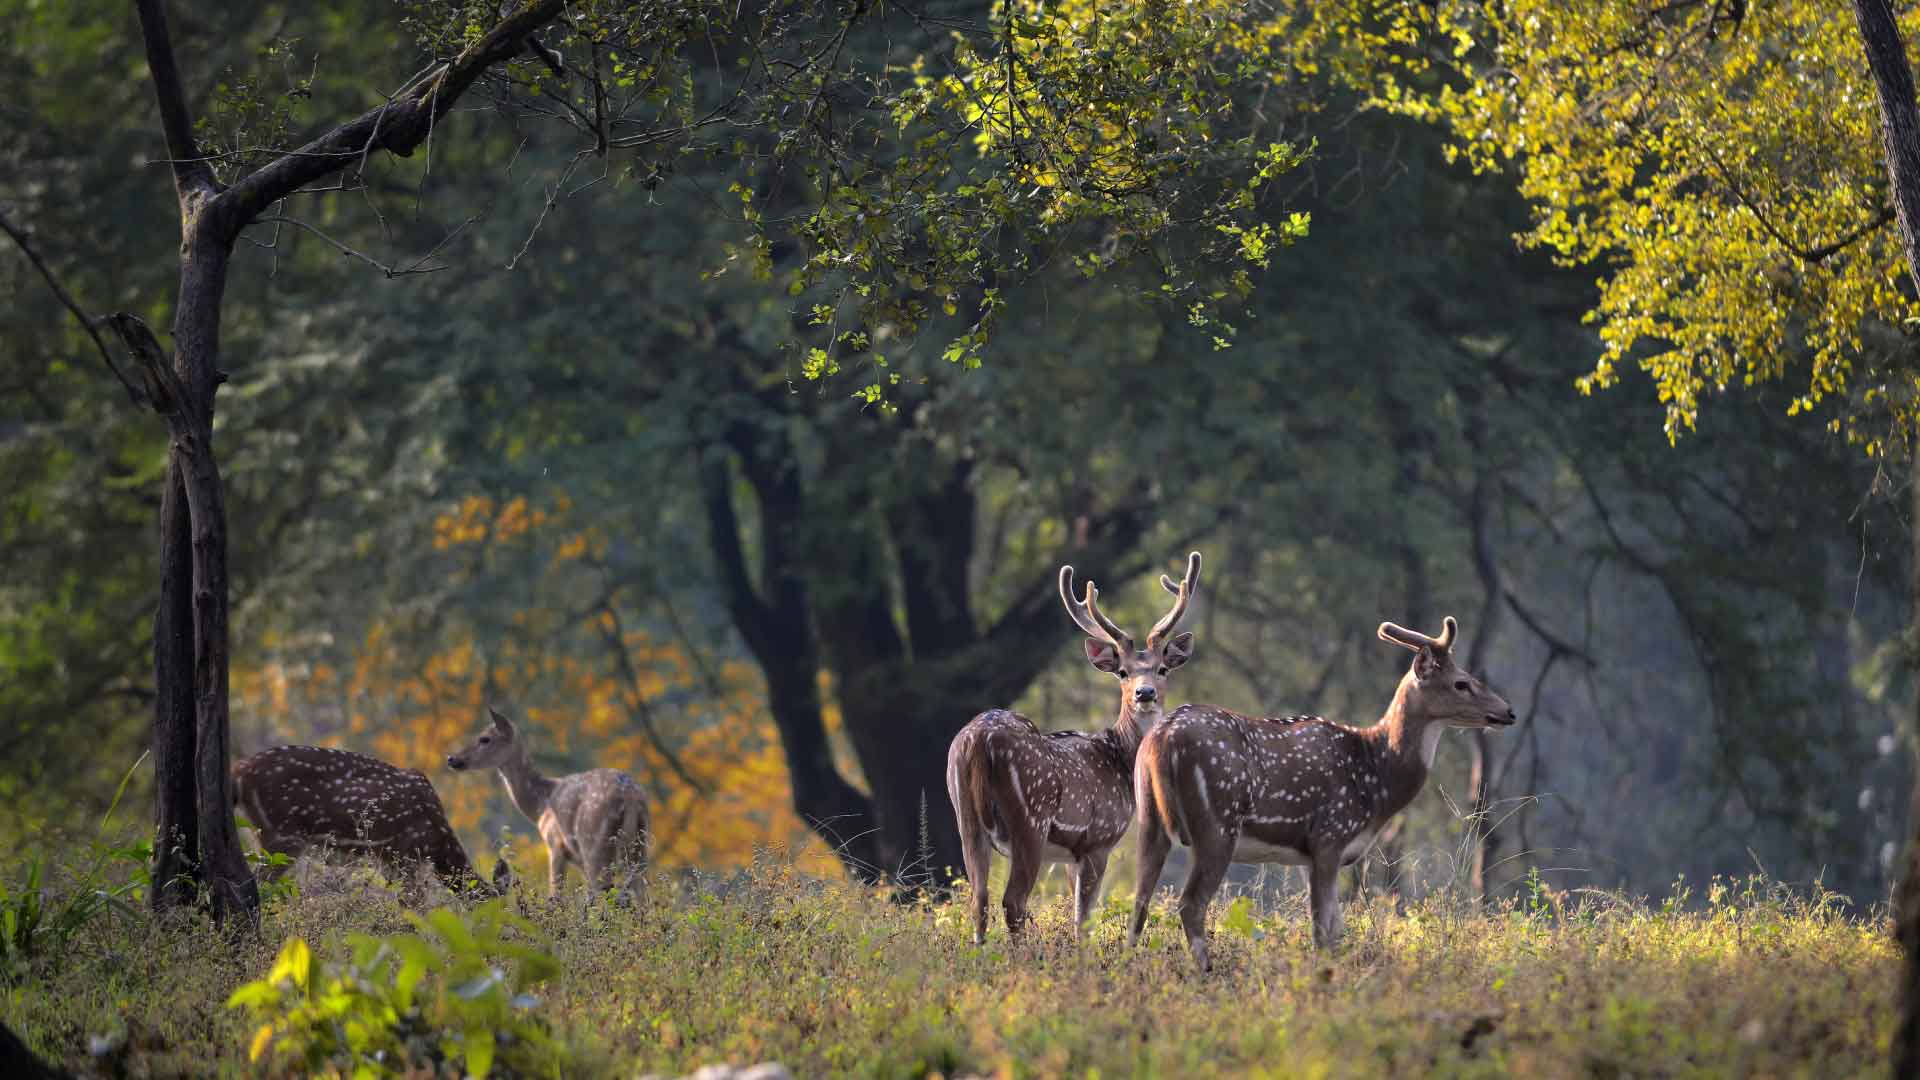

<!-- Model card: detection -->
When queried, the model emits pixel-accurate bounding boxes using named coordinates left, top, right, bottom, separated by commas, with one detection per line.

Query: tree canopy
left=1301, top=1, right=1920, bottom=450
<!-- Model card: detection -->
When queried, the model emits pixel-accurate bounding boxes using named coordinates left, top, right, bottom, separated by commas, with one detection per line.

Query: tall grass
left=0, top=842, right=1897, bottom=1078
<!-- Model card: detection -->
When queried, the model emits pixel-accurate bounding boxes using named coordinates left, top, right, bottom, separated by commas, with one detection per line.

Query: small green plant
left=227, top=900, right=567, bottom=1079
left=233, top=811, right=300, bottom=906
left=0, top=756, right=148, bottom=983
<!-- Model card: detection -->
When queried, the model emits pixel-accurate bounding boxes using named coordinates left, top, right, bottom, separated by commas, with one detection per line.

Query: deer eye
left=1453, top=679, right=1470, bottom=692
left=479, top=736, right=492, bottom=745
left=1157, top=666, right=1168, bottom=676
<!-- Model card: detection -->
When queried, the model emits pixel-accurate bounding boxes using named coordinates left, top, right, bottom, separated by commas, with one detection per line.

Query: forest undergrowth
left=0, top=841, right=1895, bottom=1079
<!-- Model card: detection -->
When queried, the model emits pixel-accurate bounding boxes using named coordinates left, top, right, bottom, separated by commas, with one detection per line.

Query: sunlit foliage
left=1310, top=1, right=1920, bottom=450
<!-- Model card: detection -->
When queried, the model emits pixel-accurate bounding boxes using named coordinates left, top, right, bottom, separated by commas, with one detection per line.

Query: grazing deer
left=445, top=707, right=650, bottom=899
left=1130, top=615, right=1514, bottom=969
left=946, top=552, right=1201, bottom=944
left=231, top=745, right=508, bottom=902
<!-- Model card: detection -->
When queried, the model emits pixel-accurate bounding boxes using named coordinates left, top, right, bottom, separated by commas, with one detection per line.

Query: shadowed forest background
left=3, top=0, right=1914, bottom=909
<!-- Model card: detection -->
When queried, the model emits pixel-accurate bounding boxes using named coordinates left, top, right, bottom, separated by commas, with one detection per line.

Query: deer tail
left=1138, top=740, right=1186, bottom=845
left=945, top=727, right=995, bottom=881
left=956, top=735, right=995, bottom=838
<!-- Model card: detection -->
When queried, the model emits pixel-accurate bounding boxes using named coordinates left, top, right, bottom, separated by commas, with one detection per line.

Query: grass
left=0, top=846, right=1898, bottom=1078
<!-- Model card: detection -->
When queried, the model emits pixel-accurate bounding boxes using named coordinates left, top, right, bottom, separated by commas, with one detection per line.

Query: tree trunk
left=128, top=0, right=576, bottom=919
left=1846, top=3, right=1920, bottom=1075
left=150, top=460, right=198, bottom=909
left=138, top=216, right=256, bottom=919
left=699, top=444, right=884, bottom=878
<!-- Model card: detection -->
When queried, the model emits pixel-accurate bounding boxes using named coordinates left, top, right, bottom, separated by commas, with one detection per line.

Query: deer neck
left=494, top=749, right=559, bottom=824
left=1361, top=677, right=1448, bottom=821
left=1106, top=697, right=1156, bottom=764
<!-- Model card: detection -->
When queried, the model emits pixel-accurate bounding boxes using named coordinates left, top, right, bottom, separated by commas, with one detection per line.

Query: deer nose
left=1134, top=684, right=1158, bottom=702
left=446, top=755, right=464, bottom=769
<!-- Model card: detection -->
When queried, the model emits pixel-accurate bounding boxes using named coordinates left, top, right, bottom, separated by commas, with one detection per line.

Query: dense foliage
left=1310, top=1, right=1920, bottom=449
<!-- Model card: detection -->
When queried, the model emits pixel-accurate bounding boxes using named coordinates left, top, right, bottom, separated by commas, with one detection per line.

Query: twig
left=0, top=207, right=148, bottom=408
left=253, top=214, right=451, bottom=277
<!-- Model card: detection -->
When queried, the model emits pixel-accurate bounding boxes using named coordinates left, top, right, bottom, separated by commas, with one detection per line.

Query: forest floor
left=0, top=851, right=1898, bottom=1078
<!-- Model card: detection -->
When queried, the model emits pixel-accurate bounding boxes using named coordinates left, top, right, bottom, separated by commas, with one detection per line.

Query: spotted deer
left=445, top=708, right=650, bottom=899
left=1130, top=615, right=1514, bottom=969
left=945, top=552, right=1201, bottom=944
left=231, top=745, right=508, bottom=902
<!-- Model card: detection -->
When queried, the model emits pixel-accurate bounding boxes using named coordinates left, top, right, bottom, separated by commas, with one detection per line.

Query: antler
left=1377, top=615, right=1459, bottom=653
left=1148, top=551, right=1202, bottom=648
left=1059, top=565, right=1134, bottom=652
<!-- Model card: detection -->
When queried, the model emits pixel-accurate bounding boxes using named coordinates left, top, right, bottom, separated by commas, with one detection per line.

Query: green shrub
left=227, top=900, right=567, bottom=1078
left=0, top=758, right=147, bottom=983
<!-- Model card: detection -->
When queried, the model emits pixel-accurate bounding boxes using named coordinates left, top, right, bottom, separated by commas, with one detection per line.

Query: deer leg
left=1072, top=855, right=1107, bottom=940
left=1001, top=827, right=1046, bottom=939
left=1308, top=846, right=1345, bottom=949
left=546, top=846, right=568, bottom=899
left=955, top=811, right=993, bottom=946
left=1130, top=814, right=1173, bottom=947
left=1178, top=827, right=1234, bottom=973
left=589, top=846, right=622, bottom=897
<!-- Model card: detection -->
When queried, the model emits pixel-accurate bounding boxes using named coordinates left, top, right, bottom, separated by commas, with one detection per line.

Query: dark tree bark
left=701, top=437, right=884, bottom=876
left=697, top=388, right=1156, bottom=889
left=1846, top=3, right=1920, bottom=1075
left=129, top=0, right=573, bottom=919
left=150, top=461, right=198, bottom=908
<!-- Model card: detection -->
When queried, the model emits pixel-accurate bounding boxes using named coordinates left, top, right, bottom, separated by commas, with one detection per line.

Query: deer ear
left=488, top=707, right=515, bottom=736
left=1084, top=638, right=1124, bottom=674
left=1161, top=632, right=1196, bottom=671
left=1413, top=645, right=1445, bottom=680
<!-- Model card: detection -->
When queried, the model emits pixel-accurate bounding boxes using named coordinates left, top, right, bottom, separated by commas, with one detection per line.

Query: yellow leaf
left=249, top=1024, right=275, bottom=1062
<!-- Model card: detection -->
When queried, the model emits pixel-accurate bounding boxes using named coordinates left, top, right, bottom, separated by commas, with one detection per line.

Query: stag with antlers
left=945, top=552, right=1202, bottom=944
left=1130, top=615, right=1514, bottom=969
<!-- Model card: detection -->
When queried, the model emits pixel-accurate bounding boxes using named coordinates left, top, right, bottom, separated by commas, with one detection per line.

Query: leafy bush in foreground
left=227, top=902, right=566, bottom=1078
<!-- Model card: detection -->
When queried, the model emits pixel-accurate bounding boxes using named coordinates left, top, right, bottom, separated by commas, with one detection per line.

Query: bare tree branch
left=0, top=207, right=148, bottom=408
left=220, top=0, right=570, bottom=229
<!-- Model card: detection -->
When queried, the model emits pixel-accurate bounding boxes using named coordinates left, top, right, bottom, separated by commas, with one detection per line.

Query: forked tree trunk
left=1845, top=3, right=1920, bottom=1075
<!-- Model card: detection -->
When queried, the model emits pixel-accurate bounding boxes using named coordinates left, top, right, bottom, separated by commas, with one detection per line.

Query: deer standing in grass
left=231, top=745, right=508, bottom=902
left=1131, top=616, right=1514, bottom=970
left=946, top=552, right=1201, bottom=944
left=445, top=707, right=650, bottom=899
